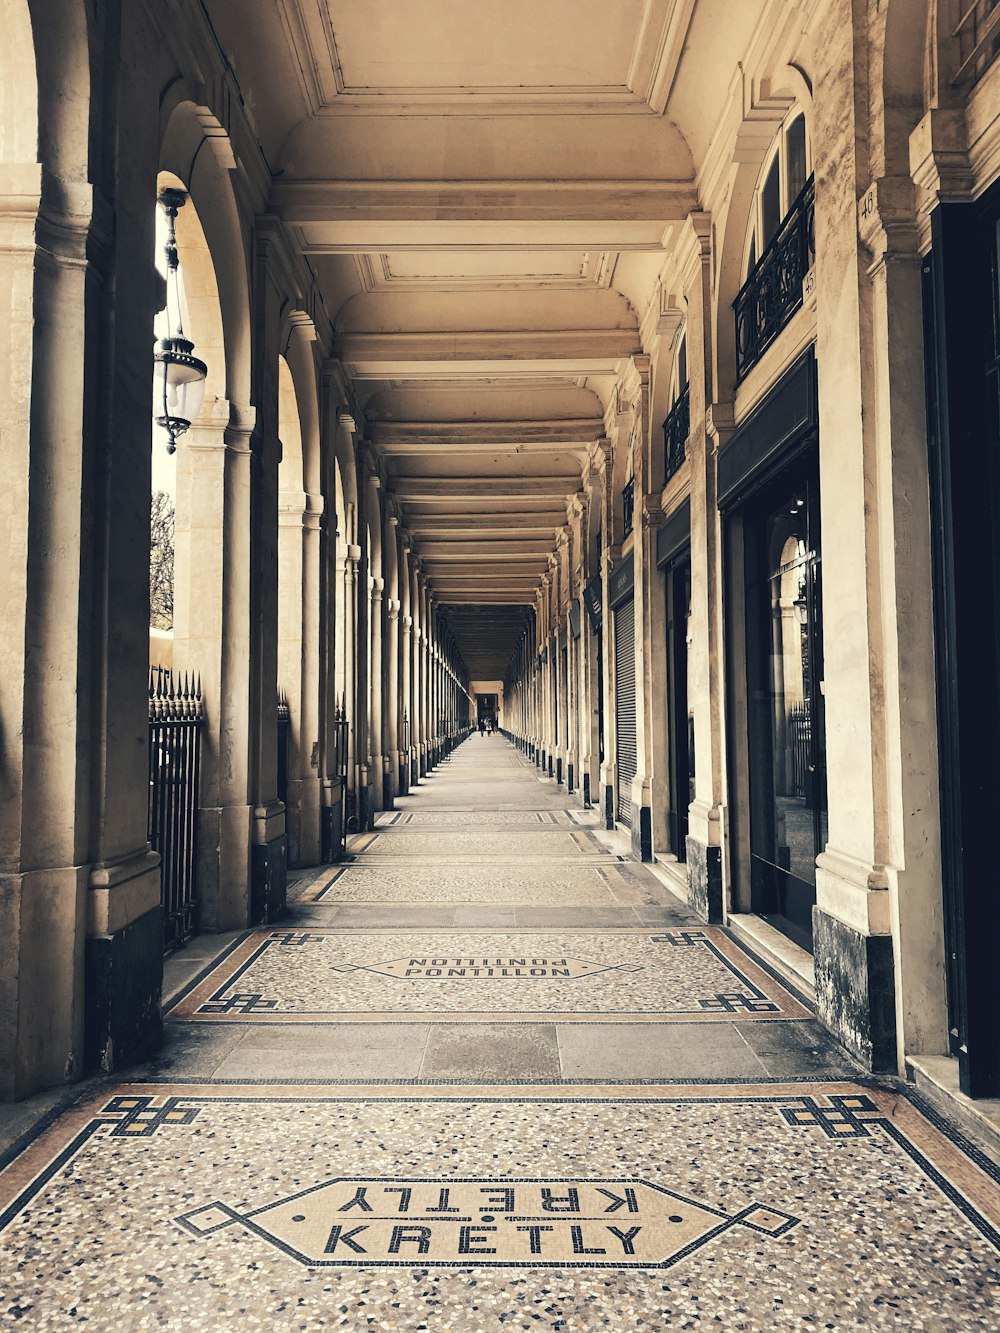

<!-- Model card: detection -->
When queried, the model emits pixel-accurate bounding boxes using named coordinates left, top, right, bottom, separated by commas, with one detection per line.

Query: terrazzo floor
left=1, top=738, right=997, bottom=1329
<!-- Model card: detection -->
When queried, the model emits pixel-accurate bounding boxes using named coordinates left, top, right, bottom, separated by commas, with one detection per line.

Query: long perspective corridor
left=6, top=0, right=1000, bottom=1326
left=2, top=739, right=999, bottom=1327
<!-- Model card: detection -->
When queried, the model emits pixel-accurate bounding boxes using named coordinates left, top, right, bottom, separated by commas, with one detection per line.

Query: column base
left=321, top=791, right=345, bottom=863
left=250, top=836, right=287, bottom=925
left=556, top=757, right=563, bottom=785
left=382, top=771, right=395, bottom=810
left=631, top=804, right=653, bottom=862
left=582, top=772, right=591, bottom=807
left=84, top=903, right=163, bottom=1076
left=685, top=835, right=724, bottom=923
left=604, top=783, right=614, bottom=830
left=813, top=906, right=898, bottom=1073
left=548, top=755, right=554, bottom=778
left=567, top=762, right=574, bottom=795
left=358, top=780, right=377, bottom=831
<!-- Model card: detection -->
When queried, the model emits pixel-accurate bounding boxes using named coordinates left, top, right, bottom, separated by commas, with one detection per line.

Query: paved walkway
left=1, top=738, right=999, bottom=1328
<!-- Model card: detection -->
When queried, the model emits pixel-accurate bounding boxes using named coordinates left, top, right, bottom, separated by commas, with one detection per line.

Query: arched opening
left=155, top=101, right=254, bottom=935
left=734, top=107, right=814, bottom=382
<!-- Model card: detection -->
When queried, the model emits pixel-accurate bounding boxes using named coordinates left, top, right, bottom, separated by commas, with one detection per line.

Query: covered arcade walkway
left=1, top=739, right=998, bottom=1327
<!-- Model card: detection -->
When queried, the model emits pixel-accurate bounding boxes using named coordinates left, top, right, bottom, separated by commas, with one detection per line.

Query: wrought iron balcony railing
left=954, top=0, right=1000, bottom=85
left=734, top=175, right=815, bottom=382
left=622, top=476, right=635, bottom=538
left=663, top=383, right=690, bottom=485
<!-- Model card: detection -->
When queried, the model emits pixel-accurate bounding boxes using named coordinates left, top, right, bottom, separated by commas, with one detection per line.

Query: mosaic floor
left=2, top=1082, right=998, bottom=1328
left=2, top=739, right=998, bottom=1329
left=170, top=927, right=809, bottom=1024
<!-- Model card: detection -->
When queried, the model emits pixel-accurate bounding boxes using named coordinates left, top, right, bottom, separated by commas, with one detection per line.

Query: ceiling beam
left=418, top=544, right=553, bottom=559
left=394, top=478, right=579, bottom=501
left=334, top=329, right=640, bottom=364
left=274, top=179, right=696, bottom=227
left=404, top=514, right=565, bottom=533
left=371, top=419, right=603, bottom=446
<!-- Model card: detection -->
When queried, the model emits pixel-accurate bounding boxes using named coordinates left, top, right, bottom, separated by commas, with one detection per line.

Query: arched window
left=735, top=110, right=814, bottom=380
left=743, top=111, right=810, bottom=280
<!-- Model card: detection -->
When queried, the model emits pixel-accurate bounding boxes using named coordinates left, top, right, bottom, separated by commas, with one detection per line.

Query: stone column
left=617, top=356, right=655, bottom=861
left=384, top=593, right=401, bottom=806
left=367, top=576, right=384, bottom=827
left=246, top=224, right=291, bottom=923
left=595, top=441, right=617, bottom=829
left=0, top=152, right=165, bottom=1095
left=278, top=487, right=323, bottom=866
left=173, top=413, right=255, bottom=929
left=680, top=213, right=728, bottom=923
left=342, top=545, right=360, bottom=803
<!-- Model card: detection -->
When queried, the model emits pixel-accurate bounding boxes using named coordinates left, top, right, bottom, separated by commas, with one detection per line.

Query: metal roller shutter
left=614, top=597, right=637, bottom=823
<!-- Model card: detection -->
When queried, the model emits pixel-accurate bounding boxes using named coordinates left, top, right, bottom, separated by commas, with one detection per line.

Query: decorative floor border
left=166, top=927, right=812, bottom=1025
left=1, top=1081, right=998, bottom=1270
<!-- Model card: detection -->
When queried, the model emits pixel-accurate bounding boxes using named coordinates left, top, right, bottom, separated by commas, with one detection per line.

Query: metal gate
left=148, top=668, right=204, bottom=951
left=614, top=598, right=637, bottom=823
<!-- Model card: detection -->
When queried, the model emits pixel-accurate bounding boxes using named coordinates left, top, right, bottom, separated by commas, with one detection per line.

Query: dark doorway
left=924, top=186, right=1000, bottom=1096
left=614, top=598, right=637, bottom=823
left=665, top=556, right=692, bottom=860
left=743, top=461, right=827, bottom=951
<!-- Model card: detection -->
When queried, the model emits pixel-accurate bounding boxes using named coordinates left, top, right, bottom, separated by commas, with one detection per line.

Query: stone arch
left=712, top=95, right=802, bottom=396
left=877, top=0, right=934, bottom=174
left=1, top=0, right=38, bottom=166
left=158, top=96, right=251, bottom=415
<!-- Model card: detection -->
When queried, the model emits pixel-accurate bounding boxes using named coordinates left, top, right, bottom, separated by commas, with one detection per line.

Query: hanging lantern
left=154, top=187, right=207, bottom=454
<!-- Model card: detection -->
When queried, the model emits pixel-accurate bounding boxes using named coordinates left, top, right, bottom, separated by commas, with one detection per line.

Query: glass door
left=744, top=463, right=827, bottom=951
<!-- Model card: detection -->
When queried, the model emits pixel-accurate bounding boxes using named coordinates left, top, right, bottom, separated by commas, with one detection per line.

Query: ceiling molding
left=627, top=0, right=699, bottom=114
left=275, top=179, right=697, bottom=225
left=334, top=329, right=641, bottom=365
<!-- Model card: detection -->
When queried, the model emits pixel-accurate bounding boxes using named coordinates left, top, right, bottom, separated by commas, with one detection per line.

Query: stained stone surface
left=294, top=864, right=659, bottom=906
left=363, top=831, right=591, bottom=856
left=170, top=927, right=810, bottom=1024
left=1, top=1083, right=998, bottom=1330
left=3, top=738, right=997, bottom=1330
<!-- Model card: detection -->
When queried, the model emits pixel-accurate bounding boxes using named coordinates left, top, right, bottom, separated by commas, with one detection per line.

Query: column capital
left=704, top=402, right=735, bottom=451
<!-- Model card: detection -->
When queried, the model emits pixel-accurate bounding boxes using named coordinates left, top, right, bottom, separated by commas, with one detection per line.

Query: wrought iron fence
left=148, top=668, right=204, bottom=951
left=734, top=176, right=815, bottom=381
left=334, top=696, right=350, bottom=780
left=787, top=703, right=812, bottom=801
left=663, top=384, right=690, bottom=485
left=276, top=689, right=290, bottom=807
left=954, top=0, right=1000, bottom=85
left=622, top=476, right=635, bottom=538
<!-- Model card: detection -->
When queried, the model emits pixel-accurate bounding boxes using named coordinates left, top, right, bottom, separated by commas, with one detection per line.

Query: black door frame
left=739, top=456, right=825, bottom=951
left=664, top=551, right=692, bottom=861
left=923, top=182, right=1000, bottom=1097
left=718, top=347, right=820, bottom=943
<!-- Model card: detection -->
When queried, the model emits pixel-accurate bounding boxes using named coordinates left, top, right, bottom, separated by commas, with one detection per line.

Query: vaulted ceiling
left=204, top=0, right=768, bottom=677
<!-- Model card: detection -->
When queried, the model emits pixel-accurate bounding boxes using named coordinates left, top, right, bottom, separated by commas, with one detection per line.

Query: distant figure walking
left=478, top=717, right=485, bottom=736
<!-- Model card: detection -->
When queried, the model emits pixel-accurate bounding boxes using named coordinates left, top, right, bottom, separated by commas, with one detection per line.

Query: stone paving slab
left=1, top=1081, right=998, bottom=1330
left=358, top=830, right=599, bottom=857
left=168, top=927, right=811, bottom=1025
left=294, top=861, right=671, bottom=907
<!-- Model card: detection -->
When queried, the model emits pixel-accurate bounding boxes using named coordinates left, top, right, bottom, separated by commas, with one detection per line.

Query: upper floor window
left=735, top=110, right=815, bottom=381
left=955, top=0, right=1000, bottom=87
left=663, top=328, right=690, bottom=484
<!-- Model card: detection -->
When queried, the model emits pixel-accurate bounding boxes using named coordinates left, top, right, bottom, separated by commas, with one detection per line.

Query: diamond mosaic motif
left=176, top=1176, right=799, bottom=1270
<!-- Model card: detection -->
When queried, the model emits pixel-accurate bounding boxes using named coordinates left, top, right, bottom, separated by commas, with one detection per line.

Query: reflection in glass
left=746, top=469, right=827, bottom=951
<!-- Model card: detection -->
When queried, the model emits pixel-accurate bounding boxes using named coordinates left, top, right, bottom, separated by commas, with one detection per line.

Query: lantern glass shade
left=154, top=336, right=208, bottom=451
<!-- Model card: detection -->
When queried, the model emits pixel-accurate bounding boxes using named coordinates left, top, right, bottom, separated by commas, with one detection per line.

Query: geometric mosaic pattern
left=168, top=927, right=812, bottom=1025
left=1, top=1082, right=998, bottom=1324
